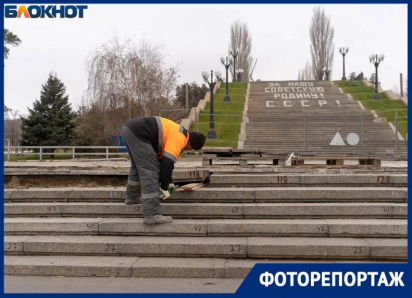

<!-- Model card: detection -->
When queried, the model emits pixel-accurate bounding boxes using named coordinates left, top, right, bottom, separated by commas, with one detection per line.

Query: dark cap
left=189, top=132, right=206, bottom=150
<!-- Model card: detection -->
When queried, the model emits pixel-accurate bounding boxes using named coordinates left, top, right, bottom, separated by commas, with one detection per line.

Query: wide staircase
left=4, top=166, right=407, bottom=279
left=246, top=81, right=407, bottom=159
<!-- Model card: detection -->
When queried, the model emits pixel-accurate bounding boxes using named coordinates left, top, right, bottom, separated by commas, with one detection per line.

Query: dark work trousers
left=121, top=125, right=161, bottom=217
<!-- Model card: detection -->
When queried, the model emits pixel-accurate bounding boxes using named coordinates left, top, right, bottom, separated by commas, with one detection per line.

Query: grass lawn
left=192, top=82, right=248, bottom=148
left=4, top=154, right=74, bottom=161
left=334, top=80, right=408, bottom=138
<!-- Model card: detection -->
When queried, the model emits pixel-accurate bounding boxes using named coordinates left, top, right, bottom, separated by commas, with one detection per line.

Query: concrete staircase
left=246, top=81, right=407, bottom=159
left=4, top=168, right=408, bottom=279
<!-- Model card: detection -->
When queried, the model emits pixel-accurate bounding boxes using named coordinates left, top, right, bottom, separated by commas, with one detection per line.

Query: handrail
left=3, top=146, right=128, bottom=161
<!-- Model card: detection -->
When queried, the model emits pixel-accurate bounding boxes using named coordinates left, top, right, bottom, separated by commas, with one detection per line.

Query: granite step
left=4, top=236, right=406, bottom=277
left=4, top=187, right=407, bottom=203
left=210, top=174, right=407, bottom=187
left=5, top=256, right=404, bottom=280
left=4, top=236, right=406, bottom=260
left=4, top=202, right=407, bottom=219
left=4, top=218, right=407, bottom=238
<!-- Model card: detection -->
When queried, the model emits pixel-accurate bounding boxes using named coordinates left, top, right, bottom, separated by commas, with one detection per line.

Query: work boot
left=125, top=198, right=139, bottom=205
left=143, top=215, right=172, bottom=225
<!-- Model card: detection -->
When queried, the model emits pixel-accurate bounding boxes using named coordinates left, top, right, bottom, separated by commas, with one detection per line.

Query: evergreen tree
left=21, top=73, right=76, bottom=149
left=175, top=82, right=208, bottom=108
left=4, top=29, right=21, bottom=59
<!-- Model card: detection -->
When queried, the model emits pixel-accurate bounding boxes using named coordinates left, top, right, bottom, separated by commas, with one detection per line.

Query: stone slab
left=21, top=235, right=125, bottom=255
left=254, top=187, right=407, bottom=202
left=98, top=218, right=208, bottom=236
left=6, top=188, right=123, bottom=202
left=3, top=241, right=407, bottom=279
left=364, top=238, right=408, bottom=260
left=247, top=237, right=371, bottom=259
left=161, top=203, right=244, bottom=218
left=243, top=203, right=407, bottom=219
left=132, top=257, right=226, bottom=278
left=4, top=168, right=210, bottom=183
left=401, top=97, right=407, bottom=106
left=4, top=218, right=101, bottom=235
left=4, top=236, right=28, bottom=254
left=210, top=174, right=407, bottom=187
left=61, top=203, right=139, bottom=217
left=210, top=174, right=300, bottom=186
left=392, top=204, right=408, bottom=218
left=5, top=203, right=407, bottom=219
left=4, top=203, right=62, bottom=216
left=4, top=218, right=408, bottom=238
left=4, top=255, right=138, bottom=277
left=393, top=175, right=408, bottom=185
left=3, top=203, right=245, bottom=219
left=120, top=237, right=247, bottom=257
left=173, top=188, right=255, bottom=202
left=207, top=219, right=329, bottom=237
left=301, top=174, right=406, bottom=186
left=384, top=90, right=399, bottom=100
left=6, top=235, right=247, bottom=258
left=325, top=219, right=407, bottom=237
left=224, top=259, right=334, bottom=278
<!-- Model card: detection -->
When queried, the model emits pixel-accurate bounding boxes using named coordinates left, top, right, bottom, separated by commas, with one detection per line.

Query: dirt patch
left=4, top=175, right=128, bottom=189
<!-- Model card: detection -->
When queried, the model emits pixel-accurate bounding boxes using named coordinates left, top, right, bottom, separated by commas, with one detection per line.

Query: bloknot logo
left=5, top=5, right=88, bottom=18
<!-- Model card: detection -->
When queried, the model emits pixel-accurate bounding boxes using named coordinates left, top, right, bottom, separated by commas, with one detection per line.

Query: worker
left=121, top=116, right=206, bottom=225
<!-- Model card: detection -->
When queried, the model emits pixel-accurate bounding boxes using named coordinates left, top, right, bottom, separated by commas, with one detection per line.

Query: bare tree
left=78, top=35, right=179, bottom=145
left=4, top=105, right=11, bottom=121
left=309, top=7, right=335, bottom=80
left=229, top=20, right=254, bottom=82
left=4, top=107, right=21, bottom=146
left=297, top=61, right=314, bottom=80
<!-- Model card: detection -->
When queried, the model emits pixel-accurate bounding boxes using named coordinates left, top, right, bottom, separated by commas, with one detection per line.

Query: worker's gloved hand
left=168, top=183, right=175, bottom=196
left=159, top=188, right=170, bottom=200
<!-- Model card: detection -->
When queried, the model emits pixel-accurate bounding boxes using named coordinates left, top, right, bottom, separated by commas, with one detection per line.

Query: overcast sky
left=4, top=4, right=408, bottom=115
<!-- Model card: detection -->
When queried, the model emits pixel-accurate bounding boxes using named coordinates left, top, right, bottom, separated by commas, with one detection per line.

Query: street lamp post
left=339, top=47, right=349, bottom=81
left=230, top=48, right=239, bottom=82
left=369, top=53, right=385, bottom=100
left=202, top=69, right=222, bottom=139
left=322, top=66, right=331, bottom=81
left=236, top=68, right=244, bottom=82
left=220, top=56, right=233, bottom=102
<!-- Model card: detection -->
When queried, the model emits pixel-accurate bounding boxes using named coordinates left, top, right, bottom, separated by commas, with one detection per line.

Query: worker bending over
left=121, top=116, right=206, bottom=225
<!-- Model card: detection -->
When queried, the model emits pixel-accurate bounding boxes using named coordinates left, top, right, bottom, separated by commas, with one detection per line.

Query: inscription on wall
left=264, top=82, right=339, bottom=108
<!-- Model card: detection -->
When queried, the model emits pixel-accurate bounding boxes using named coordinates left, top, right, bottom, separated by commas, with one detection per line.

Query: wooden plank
left=202, top=147, right=232, bottom=153
left=180, top=183, right=204, bottom=191
left=202, top=154, right=217, bottom=158
left=202, top=157, right=282, bottom=161
left=261, top=154, right=289, bottom=159
left=359, top=158, right=381, bottom=166
left=231, top=154, right=261, bottom=158
left=231, top=149, right=261, bottom=154
left=295, top=156, right=381, bottom=167
left=260, top=151, right=290, bottom=155
left=297, top=156, right=380, bottom=160
left=296, top=151, right=316, bottom=156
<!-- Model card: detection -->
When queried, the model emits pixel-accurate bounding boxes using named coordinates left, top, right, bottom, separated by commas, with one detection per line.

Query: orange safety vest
left=154, top=116, right=189, bottom=162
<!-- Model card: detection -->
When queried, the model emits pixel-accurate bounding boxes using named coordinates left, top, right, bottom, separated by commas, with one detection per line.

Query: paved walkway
left=4, top=275, right=242, bottom=293
left=3, top=158, right=408, bottom=168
